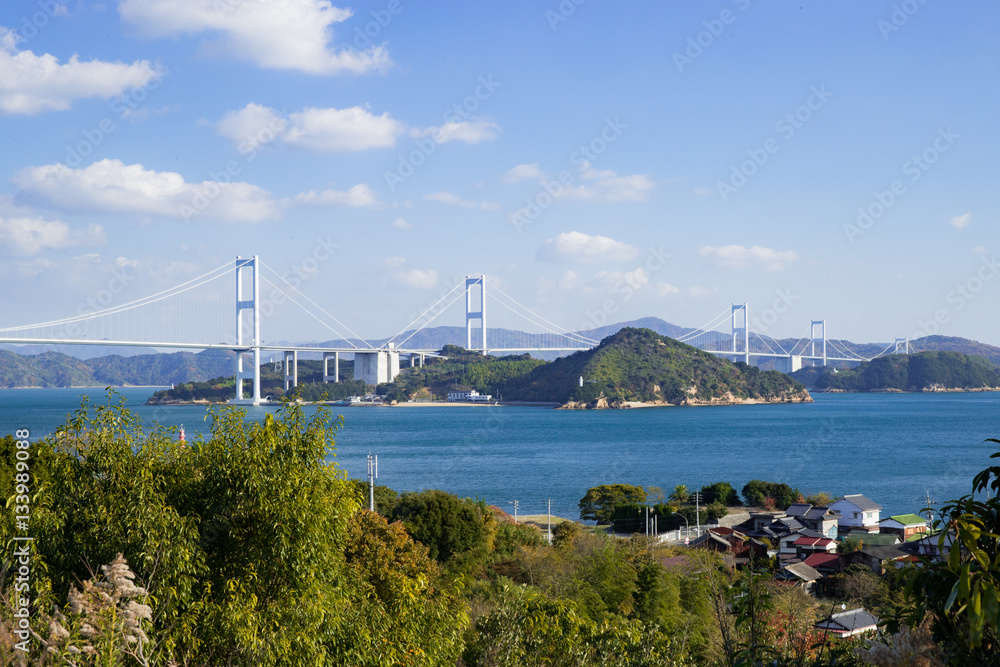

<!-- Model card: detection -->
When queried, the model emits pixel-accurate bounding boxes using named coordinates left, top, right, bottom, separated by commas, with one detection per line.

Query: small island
left=792, top=350, right=1000, bottom=393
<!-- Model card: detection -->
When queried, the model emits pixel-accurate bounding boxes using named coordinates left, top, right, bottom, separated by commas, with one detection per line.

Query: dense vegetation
left=808, top=351, right=1000, bottom=392
left=146, top=358, right=361, bottom=403
left=499, top=328, right=809, bottom=405
left=3, top=393, right=1000, bottom=664
left=375, top=345, right=546, bottom=402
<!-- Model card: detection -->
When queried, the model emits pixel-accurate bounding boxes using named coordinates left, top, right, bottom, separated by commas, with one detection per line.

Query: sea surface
left=0, top=387, right=997, bottom=521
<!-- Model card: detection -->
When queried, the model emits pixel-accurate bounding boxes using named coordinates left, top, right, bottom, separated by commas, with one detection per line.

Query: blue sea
left=0, top=387, right=996, bottom=521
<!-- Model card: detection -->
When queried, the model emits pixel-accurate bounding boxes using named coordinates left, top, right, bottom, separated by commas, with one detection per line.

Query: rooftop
left=837, top=494, right=883, bottom=511
left=883, top=513, right=928, bottom=526
left=816, top=608, right=880, bottom=634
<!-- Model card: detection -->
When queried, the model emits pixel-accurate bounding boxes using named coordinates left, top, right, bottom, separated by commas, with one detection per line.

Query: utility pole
left=645, top=506, right=650, bottom=537
left=366, top=452, right=378, bottom=512
left=923, top=490, right=937, bottom=526
left=694, top=492, right=701, bottom=535
left=547, top=499, right=552, bottom=544
left=509, top=499, right=519, bottom=524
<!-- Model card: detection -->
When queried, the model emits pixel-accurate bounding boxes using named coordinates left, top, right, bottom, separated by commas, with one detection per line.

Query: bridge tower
left=235, top=255, right=261, bottom=405
left=810, top=320, right=827, bottom=367
left=731, top=303, right=749, bottom=365
left=893, top=337, right=909, bottom=354
left=466, top=275, right=486, bottom=351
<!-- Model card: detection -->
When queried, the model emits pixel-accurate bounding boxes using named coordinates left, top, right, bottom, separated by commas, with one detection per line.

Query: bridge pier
left=284, top=351, right=298, bottom=392
left=775, top=355, right=803, bottom=374
left=235, top=255, right=261, bottom=405
left=323, top=351, right=339, bottom=383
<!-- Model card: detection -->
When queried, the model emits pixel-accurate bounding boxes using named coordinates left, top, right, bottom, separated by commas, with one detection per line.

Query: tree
left=391, top=489, right=487, bottom=563
left=898, top=443, right=1000, bottom=664
left=701, top=481, right=739, bottom=506
left=670, top=484, right=691, bottom=503
left=741, top=480, right=800, bottom=510
left=579, top=484, right=647, bottom=524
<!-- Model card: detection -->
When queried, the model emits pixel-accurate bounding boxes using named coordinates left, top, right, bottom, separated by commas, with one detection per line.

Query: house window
left=853, top=512, right=859, bottom=519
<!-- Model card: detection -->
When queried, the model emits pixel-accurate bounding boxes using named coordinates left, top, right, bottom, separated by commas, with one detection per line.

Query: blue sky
left=0, top=0, right=998, bottom=348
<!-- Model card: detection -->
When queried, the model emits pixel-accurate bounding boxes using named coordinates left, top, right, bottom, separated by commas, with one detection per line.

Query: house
left=828, top=494, right=882, bottom=533
left=777, top=528, right=822, bottom=556
left=688, top=528, right=767, bottom=568
left=446, top=389, right=493, bottom=402
left=815, top=608, right=880, bottom=638
left=777, top=562, right=822, bottom=593
left=786, top=503, right=841, bottom=539
left=803, top=552, right=842, bottom=575
left=879, top=514, right=929, bottom=540
left=843, top=544, right=918, bottom=574
left=792, top=535, right=837, bottom=559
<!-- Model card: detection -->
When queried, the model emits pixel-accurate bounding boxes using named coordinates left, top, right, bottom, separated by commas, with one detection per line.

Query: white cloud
left=0, top=27, right=162, bottom=114
left=973, top=245, right=989, bottom=255
left=215, top=102, right=287, bottom=152
left=382, top=256, right=407, bottom=269
left=0, top=217, right=105, bottom=255
left=693, top=186, right=712, bottom=197
left=393, top=217, right=412, bottom=229
left=950, top=212, right=972, bottom=229
left=504, top=163, right=544, bottom=184
left=393, top=268, right=438, bottom=289
left=656, top=282, right=680, bottom=297
left=410, top=118, right=499, bottom=144
left=284, top=184, right=376, bottom=207
left=216, top=104, right=405, bottom=153
left=118, top=0, right=390, bottom=75
left=536, top=231, right=640, bottom=265
left=284, top=106, right=404, bottom=152
left=699, top=244, right=799, bottom=271
left=423, top=191, right=497, bottom=210
left=562, top=163, right=655, bottom=202
left=14, top=159, right=280, bottom=223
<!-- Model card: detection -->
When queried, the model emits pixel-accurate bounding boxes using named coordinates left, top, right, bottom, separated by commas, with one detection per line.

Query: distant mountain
left=0, top=349, right=237, bottom=388
left=0, top=343, right=161, bottom=359
left=797, top=351, right=1000, bottom=392
left=500, top=327, right=811, bottom=407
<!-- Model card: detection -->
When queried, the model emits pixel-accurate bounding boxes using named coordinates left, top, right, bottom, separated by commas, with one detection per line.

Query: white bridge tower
left=235, top=255, right=261, bottom=405
left=466, top=275, right=486, bottom=351
left=731, top=303, right=749, bottom=364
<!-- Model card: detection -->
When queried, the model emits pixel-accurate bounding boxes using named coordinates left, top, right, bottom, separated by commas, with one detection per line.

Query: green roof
left=886, top=514, right=928, bottom=526
left=843, top=533, right=899, bottom=546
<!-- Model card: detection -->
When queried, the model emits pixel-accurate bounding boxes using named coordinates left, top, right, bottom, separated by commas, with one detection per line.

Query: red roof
left=794, top=536, right=835, bottom=548
left=803, top=553, right=840, bottom=569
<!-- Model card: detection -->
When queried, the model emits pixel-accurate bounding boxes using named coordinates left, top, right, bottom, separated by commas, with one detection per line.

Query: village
left=655, top=493, right=938, bottom=638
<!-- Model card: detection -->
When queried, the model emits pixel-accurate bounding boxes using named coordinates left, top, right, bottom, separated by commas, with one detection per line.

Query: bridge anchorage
left=0, top=258, right=908, bottom=406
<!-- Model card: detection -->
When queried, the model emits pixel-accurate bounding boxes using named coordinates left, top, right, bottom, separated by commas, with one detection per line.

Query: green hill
left=500, top=327, right=811, bottom=407
left=810, top=350, right=1000, bottom=392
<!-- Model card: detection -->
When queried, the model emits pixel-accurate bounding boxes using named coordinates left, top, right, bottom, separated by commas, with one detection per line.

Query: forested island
left=793, top=351, right=1000, bottom=393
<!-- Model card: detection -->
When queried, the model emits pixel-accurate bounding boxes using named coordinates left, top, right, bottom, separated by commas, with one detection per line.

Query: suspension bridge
left=0, top=256, right=908, bottom=405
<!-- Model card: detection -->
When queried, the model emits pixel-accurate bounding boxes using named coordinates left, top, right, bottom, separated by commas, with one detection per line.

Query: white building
left=829, top=494, right=883, bottom=533
left=447, top=389, right=493, bottom=402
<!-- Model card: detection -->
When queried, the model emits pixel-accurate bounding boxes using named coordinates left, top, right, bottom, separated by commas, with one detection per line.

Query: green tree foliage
left=0, top=391, right=464, bottom=666
left=349, top=479, right=401, bottom=517
left=898, top=442, right=1000, bottom=664
left=701, top=481, right=740, bottom=506
left=391, top=489, right=487, bottom=564
left=812, top=350, right=1000, bottom=393
left=377, top=347, right=545, bottom=401
left=579, top=484, right=647, bottom=524
left=670, top=484, right=690, bottom=503
left=742, top=480, right=801, bottom=510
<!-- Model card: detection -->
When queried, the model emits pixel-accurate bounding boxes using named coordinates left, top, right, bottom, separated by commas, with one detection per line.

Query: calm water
left=1, top=388, right=997, bottom=521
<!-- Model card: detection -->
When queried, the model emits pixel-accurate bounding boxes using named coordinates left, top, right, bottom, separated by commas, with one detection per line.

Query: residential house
left=815, top=608, right=880, bottom=638
left=828, top=494, right=882, bottom=533
left=879, top=513, right=929, bottom=540
left=803, top=552, right=842, bottom=575
left=843, top=544, right=918, bottom=574
left=777, top=528, right=822, bottom=557
left=792, top=535, right=837, bottom=559
left=777, top=562, right=822, bottom=593
left=786, top=503, right=841, bottom=539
